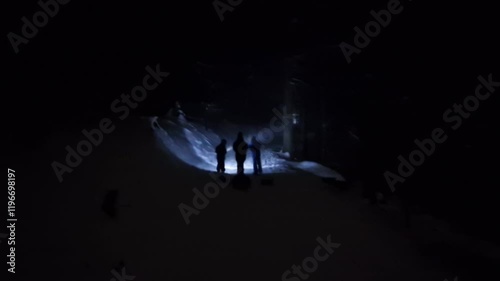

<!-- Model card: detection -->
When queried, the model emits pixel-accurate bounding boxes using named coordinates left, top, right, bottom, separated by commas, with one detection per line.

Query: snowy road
left=17, top=117, right=479, bottom=281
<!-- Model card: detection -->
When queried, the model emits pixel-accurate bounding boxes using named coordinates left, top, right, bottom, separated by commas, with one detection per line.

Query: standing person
left=233, top=132, right=248, bottom=174
left=215, top=139, right=227, bottom=173
left=249, top=136, right=263, bottom=175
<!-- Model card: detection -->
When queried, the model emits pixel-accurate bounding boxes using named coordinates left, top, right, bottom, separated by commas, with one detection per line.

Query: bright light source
left=153, top=117, right=289, bottom=174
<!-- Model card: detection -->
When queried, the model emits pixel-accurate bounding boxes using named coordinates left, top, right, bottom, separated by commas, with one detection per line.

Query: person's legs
left=236, top=158, right=242, bottom=174
left=252, top=153, right=258, bottom=175
left=216, top=157, right=222, bottom=173
left=242, top=157, right=246, bottom=174
left=257, top=151, right=262, bottom=174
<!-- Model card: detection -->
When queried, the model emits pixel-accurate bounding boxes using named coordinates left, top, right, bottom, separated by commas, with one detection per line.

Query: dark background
left=5, top=0, right=498, bottom=125
left=3, top=0, right=500, bottom=278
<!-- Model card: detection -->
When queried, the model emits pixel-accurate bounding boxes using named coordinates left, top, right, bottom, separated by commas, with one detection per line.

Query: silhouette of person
left=233, top=132, right=248, bottom=174
left=215, top=139, right=227, bottom=173
left=249, top=136, right=262, bottom=175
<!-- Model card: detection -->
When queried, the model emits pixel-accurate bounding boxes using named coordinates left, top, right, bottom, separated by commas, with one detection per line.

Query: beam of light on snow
left=150, top=116, right=289, bottom=174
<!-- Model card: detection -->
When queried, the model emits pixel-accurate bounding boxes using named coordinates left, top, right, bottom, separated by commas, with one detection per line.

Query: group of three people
left=215, top=132, right=263, bottom=175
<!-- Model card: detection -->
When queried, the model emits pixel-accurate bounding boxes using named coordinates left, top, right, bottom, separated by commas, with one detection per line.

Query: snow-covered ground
left=288, top=161, right=346, bottom=181
left=16, top=117, right=498, bottom=281
left=152, top=116, right=291, bottom=174
left=152, top=116, right=347, bottom=179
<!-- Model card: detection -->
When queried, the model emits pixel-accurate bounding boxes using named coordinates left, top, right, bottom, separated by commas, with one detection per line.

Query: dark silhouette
left=233, top=132, right=248, bottom=174
left=249, top=136, right=263, bottom=175
left=215, top=139, right=227, bottom=173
